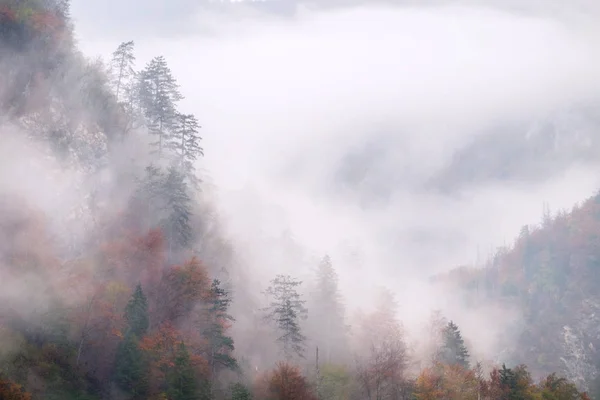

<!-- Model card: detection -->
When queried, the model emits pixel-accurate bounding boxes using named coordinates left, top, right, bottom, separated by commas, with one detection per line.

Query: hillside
left=432, top=191, right=600, bottom=394
left=0, top=1, right=595, bottom=400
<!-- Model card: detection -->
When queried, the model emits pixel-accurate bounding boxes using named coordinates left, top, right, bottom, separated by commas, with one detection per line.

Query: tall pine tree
left=138, top=56, right=183, bottom=159
left=440, top=321, right=470, bottom=368
left=114, top=285, right=150, bottom=399
left=166, top=342, right=200, bottom=400
left=114, top=333, right=149, bottom=399
left=171, top=112, right=203, bottom=189
left=263, top=275, right=308, bottom=360
left=109, top=40, right=135, bottom=104
left=161, top=166, right=193, bottom=258
left=309, top=255, right=348, bottom=363
left=124, top=284, right=149, bottom=337
left=203, top=279, right=237, bottom=376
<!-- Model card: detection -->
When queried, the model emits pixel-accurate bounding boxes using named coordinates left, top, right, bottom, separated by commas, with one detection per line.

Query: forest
left=0, top=0, right=596, bottom=399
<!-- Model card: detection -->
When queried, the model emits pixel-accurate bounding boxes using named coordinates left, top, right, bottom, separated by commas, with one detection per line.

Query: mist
left=0, top=0, right=599, bottom=397
left=67, top=0, right=600, bottom=363
left=71, top=1, right=600, bottom=368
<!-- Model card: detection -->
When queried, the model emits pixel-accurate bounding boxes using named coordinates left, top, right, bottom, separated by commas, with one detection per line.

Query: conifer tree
left=310, top=255, right=347, bottom=363
left=161, top=166, right=193, bottom=257
left=166, top=342, right=200, bottom=400
left=263, top=275, right=308, bottom=360
left=203, top=279, right=237, bottom=376
left=171, top=112, right=203, bottom=189
left=110, top=40, right=135, bottom=104
left=230, top=383, right=252, bottom=400
left=114, top=333, right=149, bottom=399
left=440, top=321, right=470, bottom=368
left=138, top=56, right=183, bottom=158
left=124, top=284, right=149, bottom=337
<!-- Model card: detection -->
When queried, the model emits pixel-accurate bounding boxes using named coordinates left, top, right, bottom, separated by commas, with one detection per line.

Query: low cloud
left=74, top=0, right=600, bottom=360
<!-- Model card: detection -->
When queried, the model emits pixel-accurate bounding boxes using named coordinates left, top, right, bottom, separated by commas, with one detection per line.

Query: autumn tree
left=256, top=362, right=317, bottom=400
left=138, top=55, right=183, bottom=158
left=263, top=275, right=308, bottom=360
left=0, top=377, right=32, bottom=400
left=482, top=364, right=536, bottom=400
left=540, top=373, right=590, bottom=400
left=415, top=363, right=478, bottom=400
left=440, top=321, right=469, bottom=368
left=159, top=257, right=209, bottom=323
left=354, top=288, right=410, bottom=400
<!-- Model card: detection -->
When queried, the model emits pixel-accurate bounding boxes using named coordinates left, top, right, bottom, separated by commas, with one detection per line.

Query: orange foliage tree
left=254, top=362, right=317, bottom=400
left=155, top=257, right=210, bottom=325
left=415, top=363, right=478, bottom=400
left=101, top=228, right=166, bottom=289
left=140, top=322, right=208, bottom=396
left=0, top=377, right=32, bottom=400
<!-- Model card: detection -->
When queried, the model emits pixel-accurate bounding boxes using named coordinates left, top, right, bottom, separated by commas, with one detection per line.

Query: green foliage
left=138, top=55, right=184, bottom=158
left=171, top=113, right=203, bottom=189
left=161, top=166, right=193, bottom=254
left=166, top=343, right=199, bottom=400
left=230, top=382, right=252, bottom=400
left=540, top=373, right=584, bottom=400
left=125, top=284, right=150, bottom=337
left=114, top=333, right=149, bottom=399
left=319, top=363, right=353, bottom=400
left=203, top=279, right=238, bottom=374
left=440, top=321, right=470, bottom=369
left=263, top=275, right=308, bottom=360
left=310, top=255, right=348, bottom=364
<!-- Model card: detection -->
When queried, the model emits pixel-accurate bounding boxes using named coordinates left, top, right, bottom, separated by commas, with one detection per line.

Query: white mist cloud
left=72, top=1, right=600, bottom=359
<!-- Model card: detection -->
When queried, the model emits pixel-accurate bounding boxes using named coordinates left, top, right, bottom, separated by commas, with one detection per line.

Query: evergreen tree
left=166, top=342, right=200, bottom=400
left=171, top=112, right=203, bottom=189
left=263, top=275, right=308, bottom=360
left=109, top=40, right=135, bottom=104
left=440, top=321, right=469, bottom=368
left=138, top=56, right=183, bottom=158
left=230, top=383, right=252, bottom=400
left=203, top=279, right=238, bottom=378
left=310, top=255, right=348, bottom=363
left=161, top=166, right=193, bottom=257
left=124, top=284, right=149, bottom=337
left=114, top=333, right=149, bottom=399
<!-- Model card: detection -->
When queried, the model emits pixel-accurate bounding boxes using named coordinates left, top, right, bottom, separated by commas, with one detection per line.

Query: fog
left=68, top=0, right=600, bottom=363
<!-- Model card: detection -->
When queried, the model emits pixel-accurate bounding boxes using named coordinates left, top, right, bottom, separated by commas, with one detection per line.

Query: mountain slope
left=433, top=191, right=600, bottom=393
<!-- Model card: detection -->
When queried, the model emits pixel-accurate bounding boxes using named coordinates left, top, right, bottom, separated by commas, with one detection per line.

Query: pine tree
left=138, top=56, right=183, bottom=158
left=263, top=275, right=308, bottom=360
left=171, top=112, right=203, bottom=189
left=124, top=284, right=150, bottom=337
left=310, top=255, right=347, bottom=363
left=109, top=41, right=135, bottom=104
left=440, top=321, right=469, bottom=368
left=230, top=383, right=252, bottom=400
left=114, top=333, right=149, bottom=399
left=166, top=342, right=200, bottom=400
left=160, top=166, right=193, bottom=257
left=203, top=279, right=238, bottom=377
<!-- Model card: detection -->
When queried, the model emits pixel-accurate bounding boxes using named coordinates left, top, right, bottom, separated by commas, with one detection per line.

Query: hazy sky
left=70, top=0, right=600, bottom=352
